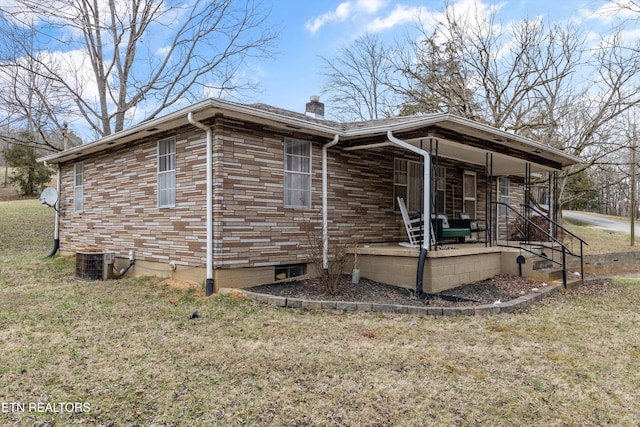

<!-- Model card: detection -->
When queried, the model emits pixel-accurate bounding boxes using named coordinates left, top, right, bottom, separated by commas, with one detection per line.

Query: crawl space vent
left=75, top=251, right=115, bottom=280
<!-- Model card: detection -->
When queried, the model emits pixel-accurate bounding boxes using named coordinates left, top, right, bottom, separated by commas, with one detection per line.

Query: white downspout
left=188, top=112, right=214, bottom=296
left=54, top=165, right=61, bottom=241
left=43, top=160, right=61, bottom=257
left=322, top=135, right=340, bottom=270
left=387, top=130, right=431, bottom=294
left=387, top=130, right=431, bottom=249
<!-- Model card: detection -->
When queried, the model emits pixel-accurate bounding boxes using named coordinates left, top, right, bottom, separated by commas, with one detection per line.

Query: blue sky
left=253, top=0, right=617, bottom=116
left=0, top=0, right=628, bottom=140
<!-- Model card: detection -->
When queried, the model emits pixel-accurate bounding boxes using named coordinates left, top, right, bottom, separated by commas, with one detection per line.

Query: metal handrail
left=522, top=203, right=589, bottom=247
left=492, top=202, right=587, bottom=288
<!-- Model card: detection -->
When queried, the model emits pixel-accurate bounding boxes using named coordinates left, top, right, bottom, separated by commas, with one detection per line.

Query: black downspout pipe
left=45, top=238, right=59, bottom=258
left=416, top=247, right=427, bottom=295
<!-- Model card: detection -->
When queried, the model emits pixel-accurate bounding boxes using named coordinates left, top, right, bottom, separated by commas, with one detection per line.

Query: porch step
left=531, top=258, right=554, bottom=270
left=527, top=267, right=564, bottom=283
left=550, top=277, right=583, bottom=289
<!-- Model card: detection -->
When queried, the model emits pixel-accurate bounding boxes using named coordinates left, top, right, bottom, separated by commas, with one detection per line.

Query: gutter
left=37, top=100, right=580, bottom=170
left=387, top=130, right=431, bottom=294
left=322, top=135, right=340, bottom=270
left=343, top=114, right=580, bottom=168
left=188, top=112, right=214, bottom=296
left=37, top=98, right=339, bottom=166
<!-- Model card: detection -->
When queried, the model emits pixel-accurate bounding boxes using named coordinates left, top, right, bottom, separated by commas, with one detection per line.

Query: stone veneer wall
left=58, top=126, right=209, bottom=276
left=211, top=116, right=408, bottom=271
left=57, top=114, right=535, bottom=289
left=493, top=176, right=526, bottom=240
left=58, top=117, right=409, bottom=286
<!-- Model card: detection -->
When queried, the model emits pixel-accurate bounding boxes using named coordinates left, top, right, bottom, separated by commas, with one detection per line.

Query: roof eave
left=342, top=113, right=580, bottom=169
left=37, top=100, right=580, bottom=170
left=38, top=98, right=339, bottom=165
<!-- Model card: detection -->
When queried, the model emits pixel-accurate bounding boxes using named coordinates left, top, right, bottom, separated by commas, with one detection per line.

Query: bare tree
left=320, top=33, right=397, bottom=121
left=0, top=0, right=278, bottom=140
left=393, top=3, right=640, bottom=213
left=395, top=5, right=581, bottom=133
left=392, top=19, right=480, bottom=118
left=0, top=26, right=76, bottom=153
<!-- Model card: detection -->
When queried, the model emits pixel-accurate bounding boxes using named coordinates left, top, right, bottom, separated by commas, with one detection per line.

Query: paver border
left=217, top=279, right=606, bottom=316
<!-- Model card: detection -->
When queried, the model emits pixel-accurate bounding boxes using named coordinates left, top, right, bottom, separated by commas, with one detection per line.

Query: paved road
left=563, top=210, right=640, bottom=234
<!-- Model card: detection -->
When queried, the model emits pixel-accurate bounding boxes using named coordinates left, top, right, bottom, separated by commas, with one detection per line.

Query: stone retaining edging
left=220, top=284, right=565, bottom=316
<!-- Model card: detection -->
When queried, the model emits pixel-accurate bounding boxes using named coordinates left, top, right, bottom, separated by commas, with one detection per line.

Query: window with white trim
left=74, top=162, right=84, bottom=213
left=394, top=158, right=422, bottom=212
left=158, top=137, right=176, bottom=207
left=434, top=166, right=446, bottom=214
left=394, top=159, right=446, bottom=213
left=499, top=177, right=510, bottom=216
left=463, top=171, right=477, bottom=218
left=284, top=139, right=311, bottom=208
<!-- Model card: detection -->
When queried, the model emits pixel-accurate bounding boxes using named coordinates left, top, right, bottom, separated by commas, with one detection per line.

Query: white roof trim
left=38, top=98, right=580, bottom=168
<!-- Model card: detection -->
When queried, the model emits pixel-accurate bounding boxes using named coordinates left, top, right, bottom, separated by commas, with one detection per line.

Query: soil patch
left=247, top=274, right=549, bottom=307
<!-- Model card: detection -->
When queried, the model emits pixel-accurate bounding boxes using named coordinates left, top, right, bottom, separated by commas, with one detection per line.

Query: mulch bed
left=247, top=274, right=551, bottom=307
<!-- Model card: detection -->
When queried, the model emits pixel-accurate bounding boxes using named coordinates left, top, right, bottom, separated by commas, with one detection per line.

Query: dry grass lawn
left=564, top=221, right=640, bottom=256
left=1, top=200, right=640, bottom=426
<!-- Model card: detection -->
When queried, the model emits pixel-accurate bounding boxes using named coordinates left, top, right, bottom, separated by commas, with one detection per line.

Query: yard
left=1, top=200, right=640, bottom=426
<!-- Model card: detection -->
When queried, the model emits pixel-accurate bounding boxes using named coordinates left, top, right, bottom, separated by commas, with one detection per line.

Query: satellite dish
left=39, top=187, right=59, bottom=207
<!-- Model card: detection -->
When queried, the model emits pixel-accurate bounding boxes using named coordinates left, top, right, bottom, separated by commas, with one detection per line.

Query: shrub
left=509, top=215, right=552, bottom=242
left=1, top=143, right=53, bottom=196
left=299, top=219, right=348, bottom=296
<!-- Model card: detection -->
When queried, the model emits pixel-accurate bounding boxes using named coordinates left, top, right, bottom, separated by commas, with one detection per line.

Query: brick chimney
left=305, top=95, right=324, bottom=119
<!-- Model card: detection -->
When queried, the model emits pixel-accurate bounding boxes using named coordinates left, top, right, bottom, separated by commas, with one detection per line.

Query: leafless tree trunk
left=395, top=4, right=581, bottom=133
left=0, top=0, right=277, bottom=140
left=395, top=3, right=640, bottom=213
left=320, top=33, right=397, bottom=121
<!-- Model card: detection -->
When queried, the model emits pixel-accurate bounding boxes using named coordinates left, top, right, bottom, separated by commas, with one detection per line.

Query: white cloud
left=306, top=1, right=352, bottom=34
left=305, top=0, right=388, bottom=34
left=366, top=4, right=426, bottom=32
left=356, top=0, right=386, bottom=13
left=155, top=45, right=173, bottom=58
left=315, top=0, right=504, bottom=36
left=582, top=0, right=639, bottom=25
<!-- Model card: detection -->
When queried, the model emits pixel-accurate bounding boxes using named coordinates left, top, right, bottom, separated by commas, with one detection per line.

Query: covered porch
left=328, top=114, right=583, bottom=293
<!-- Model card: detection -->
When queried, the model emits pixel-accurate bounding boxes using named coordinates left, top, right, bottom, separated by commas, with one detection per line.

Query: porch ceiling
left=342, top=114, right=577, bottom=174
left=405, top=136, right=555, bottom=176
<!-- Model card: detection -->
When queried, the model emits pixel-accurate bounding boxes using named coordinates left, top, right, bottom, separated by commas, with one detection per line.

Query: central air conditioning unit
left=75, top=251, right=116, bottom=280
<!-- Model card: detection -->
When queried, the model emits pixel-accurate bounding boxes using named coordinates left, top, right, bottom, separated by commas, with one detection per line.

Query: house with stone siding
left=38, top=97, right=582, bottom=295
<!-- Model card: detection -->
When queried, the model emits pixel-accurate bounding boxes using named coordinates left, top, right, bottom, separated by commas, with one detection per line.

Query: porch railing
left=491, top=202, right=588, bottom=288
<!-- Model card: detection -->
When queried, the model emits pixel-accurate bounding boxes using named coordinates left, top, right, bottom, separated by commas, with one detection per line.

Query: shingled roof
left=38, top=97, right=580, bottom=172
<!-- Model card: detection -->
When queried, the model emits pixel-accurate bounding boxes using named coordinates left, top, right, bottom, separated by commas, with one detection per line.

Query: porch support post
left=548, top=171, right=553, bottom=233
left=525, top=163, right=531, bottom=208
left=551, top=171, right=558, bottom=237
left=486, top=153, right=493, bottom=246
left=387, top=131, right=431, bottom=294
left=322, top=135, right=340, bottom=270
